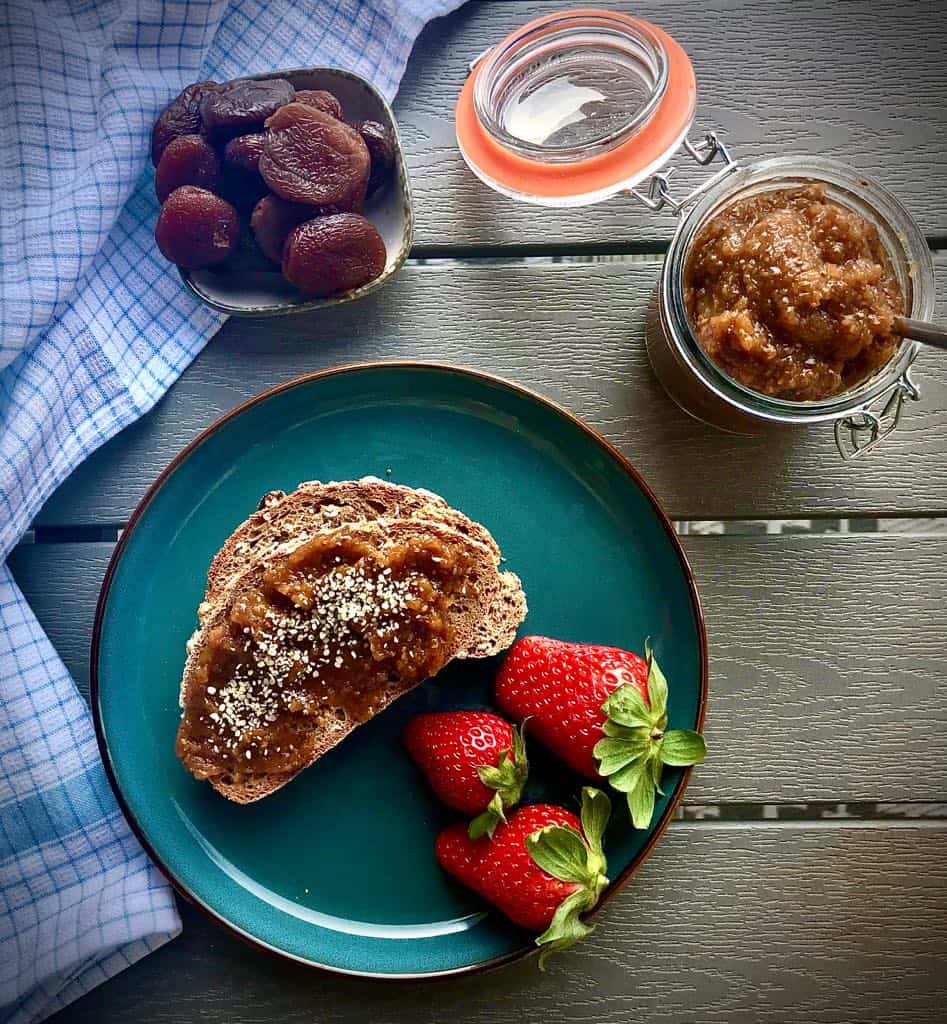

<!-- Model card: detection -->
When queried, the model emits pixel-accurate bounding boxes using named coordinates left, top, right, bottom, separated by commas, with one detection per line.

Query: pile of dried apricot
left=152, top=77, right=394, bottom=298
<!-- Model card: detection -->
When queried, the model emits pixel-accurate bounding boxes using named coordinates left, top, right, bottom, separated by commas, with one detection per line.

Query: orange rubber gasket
left=455, top=10, right=697, bottom=202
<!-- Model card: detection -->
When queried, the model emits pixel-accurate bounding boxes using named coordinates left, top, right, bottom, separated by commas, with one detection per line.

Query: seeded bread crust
left=202, top=478, right=501, bottom=617
left=180, top=517, right=527, bottom=804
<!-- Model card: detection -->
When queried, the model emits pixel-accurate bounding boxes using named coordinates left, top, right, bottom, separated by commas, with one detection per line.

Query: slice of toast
left=178, top=518, right=526, bottom=803
left=202, top=478, right=501, bottom=614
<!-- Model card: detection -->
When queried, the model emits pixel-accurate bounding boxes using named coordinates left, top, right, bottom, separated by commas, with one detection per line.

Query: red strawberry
left=436, top=788, right=611, bottom=966
left=404, top=711, right=527, bottom=838
left=495, top=637, right=706, bottom=830
left=495, top=637, right=648, bottom=777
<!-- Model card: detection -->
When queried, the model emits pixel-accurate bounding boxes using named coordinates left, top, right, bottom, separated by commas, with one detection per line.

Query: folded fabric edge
left=2, top=929, right=182, bottom=1024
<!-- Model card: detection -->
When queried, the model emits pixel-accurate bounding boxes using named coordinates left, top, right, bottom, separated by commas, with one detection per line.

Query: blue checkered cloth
left=0, top=1, right=463, bottom=1020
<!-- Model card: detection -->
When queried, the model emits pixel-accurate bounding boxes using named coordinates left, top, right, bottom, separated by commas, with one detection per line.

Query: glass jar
left=457, top=9, right=697, bottom=206
left=652, top=157, right=935, bottom=456
left=456, top=9, right=938, bottom=457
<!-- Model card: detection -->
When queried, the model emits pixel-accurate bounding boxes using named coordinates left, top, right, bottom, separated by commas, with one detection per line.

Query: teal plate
left=92, top=362, right=707, bottom=978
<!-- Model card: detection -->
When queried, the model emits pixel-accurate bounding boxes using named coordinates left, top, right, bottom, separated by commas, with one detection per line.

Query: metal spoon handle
left=895, top=316, right=947, bottom=351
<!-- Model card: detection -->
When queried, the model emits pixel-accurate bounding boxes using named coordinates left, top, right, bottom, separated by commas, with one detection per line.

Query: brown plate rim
left=90, top=359, right=709, bottom=981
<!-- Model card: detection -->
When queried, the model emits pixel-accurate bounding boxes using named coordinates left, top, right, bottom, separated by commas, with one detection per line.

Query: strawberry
left=404, top=711, right=528, bottom=838
left=495, top=637, right=649, bottom=778
left=436, top=787, right=611, bottom=967
left=495, top=637, right=706, bottom=830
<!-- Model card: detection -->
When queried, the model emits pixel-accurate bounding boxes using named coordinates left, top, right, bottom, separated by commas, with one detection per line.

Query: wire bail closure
left=627, top=132, right=739, bottom=215
left=834, top=366, right=921, bottom=460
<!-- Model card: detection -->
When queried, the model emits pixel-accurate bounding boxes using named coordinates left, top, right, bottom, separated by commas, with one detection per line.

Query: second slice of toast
left=201, top=478, right=502, bottom=617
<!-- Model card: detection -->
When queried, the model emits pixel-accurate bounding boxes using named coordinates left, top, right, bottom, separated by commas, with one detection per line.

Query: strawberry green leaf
left=601, top=684, right=654, bottom=730
left=649, top=751, right=665, bottom=795
left=606, top=755, right=649, bottom=794
left=592, top=734, right=649, bottom=776
left=535, top=888, right=597, bottom=970
left=471, top=723, right=529, bottom=836
left=659, top=729, right=707, bottom=766
left=526, top=825, right=593, bottom=885
left=644, top=642, right=669, bottom=722
left=579, top=787, right=611, bottom=857
left=601, top=719, right=648, bottom=740
left=475, top=765, right=506, bottom=787
left=627, top=772, right=656, bottom=830
left=468, top=790, right=506, bottom=840
left=510, top=719, right=528, bottom=766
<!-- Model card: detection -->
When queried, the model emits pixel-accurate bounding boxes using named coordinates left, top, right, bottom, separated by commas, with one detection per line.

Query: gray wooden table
left=12, top=1, right=947, bottom=1020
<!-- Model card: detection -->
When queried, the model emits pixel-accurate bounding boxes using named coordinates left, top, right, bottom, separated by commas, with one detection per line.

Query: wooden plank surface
left=19, top=4, right=947, bottom=1019
left=12, top=531, right=947, bottom=804
left=33, top=258, right=947, bottom=527
left=48, top=822, right=947, bottom=1024
left=398, top=0, right=947, bottom=249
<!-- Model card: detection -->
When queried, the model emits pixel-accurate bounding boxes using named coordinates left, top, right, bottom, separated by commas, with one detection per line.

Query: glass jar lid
left=455, top=9, right=697, bottom=207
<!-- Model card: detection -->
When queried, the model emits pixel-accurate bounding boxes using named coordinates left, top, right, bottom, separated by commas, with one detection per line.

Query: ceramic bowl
left=180, top=67, right=413, bottom=317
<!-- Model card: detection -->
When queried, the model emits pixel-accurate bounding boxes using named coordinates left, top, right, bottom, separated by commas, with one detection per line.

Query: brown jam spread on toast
left=684, top=185, right=904, bottom=401
left=176, top=531, right=473, bottom=780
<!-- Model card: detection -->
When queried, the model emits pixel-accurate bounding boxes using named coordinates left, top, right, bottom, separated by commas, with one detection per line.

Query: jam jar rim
left=660, top=155, right=936, bottom=425
left=472, top=8, right=670, bottom=164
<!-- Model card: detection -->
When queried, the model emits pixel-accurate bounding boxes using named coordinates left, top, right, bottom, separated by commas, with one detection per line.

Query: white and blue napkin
left=0, top=2, right=463, bottom=1020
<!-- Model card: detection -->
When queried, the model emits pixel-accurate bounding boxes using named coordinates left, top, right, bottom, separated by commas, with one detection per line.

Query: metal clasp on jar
left=834, top=366, right=921, bottom=460
left=626, top=132, right=740, bottom=214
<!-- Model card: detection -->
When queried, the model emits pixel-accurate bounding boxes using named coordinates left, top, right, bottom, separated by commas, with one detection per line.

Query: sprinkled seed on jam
left=176, top=531, right=472, bottom=781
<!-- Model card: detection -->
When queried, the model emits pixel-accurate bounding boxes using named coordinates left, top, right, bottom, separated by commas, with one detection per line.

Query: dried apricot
left=261, top=103, right=369, bottom=207
left=201, top=79, right=295, bottom=143
left=155, top=135, right=219, bottom=203
left=224, top=133, right=266, bottom=174
left=357, top=120, right=395, bottom=197
left=155, top=186, right=240, bottom=269
left=151, top=81, right=217, bottom=165
left=282, top=213, right=386, bottom=297
left=250, top=195, right=316, bottom=263
left=216, top=133, right=269, bottom=211
left=295, top=89, right=343, bottom=120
